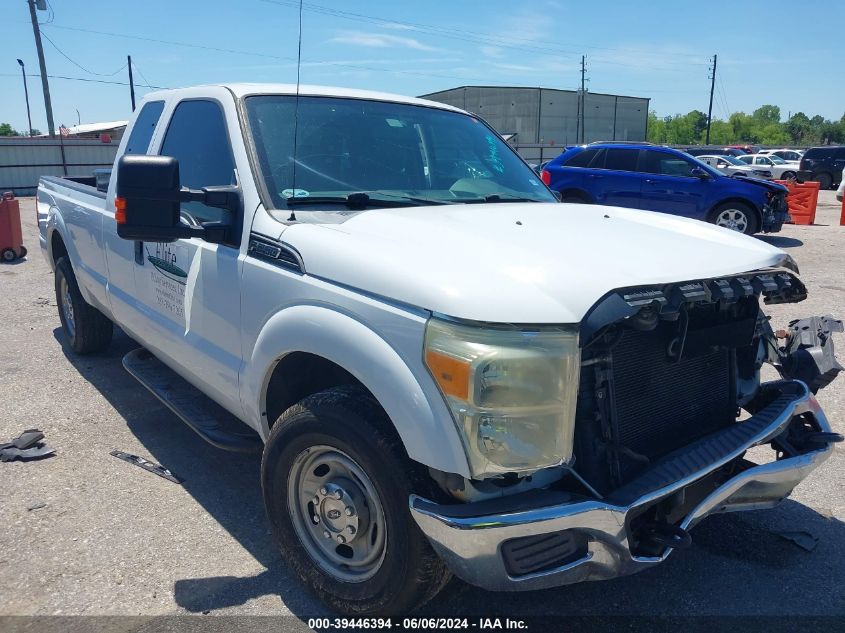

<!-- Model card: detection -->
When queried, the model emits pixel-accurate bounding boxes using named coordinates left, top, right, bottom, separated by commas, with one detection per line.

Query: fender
left=241, top=304, right=472, bottom=478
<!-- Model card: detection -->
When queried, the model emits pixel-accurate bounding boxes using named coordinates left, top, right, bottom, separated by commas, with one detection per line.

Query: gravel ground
left=1, top=194, right=844, bottom=625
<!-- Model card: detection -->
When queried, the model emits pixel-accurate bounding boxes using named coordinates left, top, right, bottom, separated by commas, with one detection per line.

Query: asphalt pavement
left=1, top=194, right=844, bottom=627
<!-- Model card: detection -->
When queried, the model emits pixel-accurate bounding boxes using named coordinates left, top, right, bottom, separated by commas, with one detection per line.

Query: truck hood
left=281, top=203, right=788, bottom=324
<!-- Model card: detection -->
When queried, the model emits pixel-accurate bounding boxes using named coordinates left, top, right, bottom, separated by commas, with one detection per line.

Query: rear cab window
left=124, top=101, right=165, bottom=155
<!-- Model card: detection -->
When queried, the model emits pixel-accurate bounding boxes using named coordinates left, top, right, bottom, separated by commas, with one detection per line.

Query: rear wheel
left=815, top=172, right=833, bottom=190
left=709, top=202, right=759, bottom=235
left=261, top=387, right=450, bottom=615
left=781, top=171, right=796, bottom=181
left=54, top=256, right=113, bottom=354
left=1, top=248, right=16, bottom=262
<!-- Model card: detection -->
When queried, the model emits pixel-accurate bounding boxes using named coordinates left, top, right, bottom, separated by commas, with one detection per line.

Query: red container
left=0, top=192, right=27, bottom=262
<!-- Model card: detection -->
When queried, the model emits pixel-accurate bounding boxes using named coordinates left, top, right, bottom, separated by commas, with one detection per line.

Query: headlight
left=424, top=318, right=580, bottom=478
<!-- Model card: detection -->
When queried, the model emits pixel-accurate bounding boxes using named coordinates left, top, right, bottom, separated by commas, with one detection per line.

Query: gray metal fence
left=421, top=86, right=649, bottom=162
left=0, top=137, right=119, bottom=196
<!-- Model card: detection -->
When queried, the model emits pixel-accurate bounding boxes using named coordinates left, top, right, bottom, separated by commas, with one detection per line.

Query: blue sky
left=3, top=0, right=843, bottom=132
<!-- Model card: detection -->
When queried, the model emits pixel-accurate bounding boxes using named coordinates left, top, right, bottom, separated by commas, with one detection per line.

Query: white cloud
left=480, top=46, right=505, bottom=58
left=330, top=32, right=440, bottom=52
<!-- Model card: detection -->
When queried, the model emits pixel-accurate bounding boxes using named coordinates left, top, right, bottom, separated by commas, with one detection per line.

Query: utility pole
left=127, top=55, right=136, bottom=111
left=705, top=54, right=717, bottom=145
left=27, top=0, right=56, bottom=138
left=579, top=55, right=587, bottom=144
left=17, top=59, right=33, bottom=136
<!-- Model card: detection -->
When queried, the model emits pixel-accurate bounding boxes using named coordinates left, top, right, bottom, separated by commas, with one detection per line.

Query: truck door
left=104, top=100, right=166, bottom=327
left=131, top=97, right=244, bottom=416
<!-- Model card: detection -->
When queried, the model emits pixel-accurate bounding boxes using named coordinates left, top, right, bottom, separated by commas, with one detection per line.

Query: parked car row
left=540, top=142, right=790, bottom=235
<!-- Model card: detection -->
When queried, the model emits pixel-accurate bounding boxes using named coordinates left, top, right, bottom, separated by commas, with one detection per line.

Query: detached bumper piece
left=0, top=429, right=55, bottom=462
left=410, top=380, right=837, bottom=592
left=779, top=315, right=843, bottom=393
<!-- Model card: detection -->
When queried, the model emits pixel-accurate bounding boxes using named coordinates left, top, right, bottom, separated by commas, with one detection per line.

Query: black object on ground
left=0, top=428, right=56, bottom=462
left=110, top=449, right=182, bottom=484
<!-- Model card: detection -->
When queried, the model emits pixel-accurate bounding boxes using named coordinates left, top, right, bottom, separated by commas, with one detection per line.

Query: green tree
left=786, top=112, right=812, bottom=144
left=0, top=123, right=19, bottom=136
left=751, top=105, right=781, bottom=125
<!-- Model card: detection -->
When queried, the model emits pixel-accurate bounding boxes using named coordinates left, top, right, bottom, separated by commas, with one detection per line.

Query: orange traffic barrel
left=0, top=192, right=26, bottom=262
left=774, top=180, right=821, bottom=225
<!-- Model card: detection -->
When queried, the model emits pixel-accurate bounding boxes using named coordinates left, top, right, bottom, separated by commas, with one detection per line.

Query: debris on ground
left=109, top=450, right=183, bottom=484
left=27, top=501, right=47, bottom=511
left=0, top=429, right=56, bottom=462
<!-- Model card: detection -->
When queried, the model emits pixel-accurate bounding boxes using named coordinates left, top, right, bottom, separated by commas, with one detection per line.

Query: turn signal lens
left=425, top=349, right=470, bottom=400
left=114, top=197, right=127, bottom=224
left=541, top=169, right=551, bottom=186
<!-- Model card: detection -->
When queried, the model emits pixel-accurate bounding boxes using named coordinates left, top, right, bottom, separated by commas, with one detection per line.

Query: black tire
left=1, top=248, right=16, bottom=262
left=19, top=246, right=27, bottom=259
left=815, top=172, right=833, bottom=190
left=708, top=201, right=760, bottom=235
left=54, top=256, right=113, bottom=354
left=262, top=387, right=450, bottom=616
left=781, top=171, right=796, bottom=181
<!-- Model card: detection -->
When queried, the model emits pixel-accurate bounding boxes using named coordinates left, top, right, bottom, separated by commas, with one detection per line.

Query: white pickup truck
left=37, top=84, right=842, bottom=615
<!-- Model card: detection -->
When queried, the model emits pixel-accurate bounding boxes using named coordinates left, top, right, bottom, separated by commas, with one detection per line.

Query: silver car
left=696, top=154, right=773, bottom=179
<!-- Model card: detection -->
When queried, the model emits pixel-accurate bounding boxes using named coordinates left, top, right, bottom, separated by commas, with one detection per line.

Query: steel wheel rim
left=288, top=445, right=387, bottom=583
left=60, top=276, right=76, bottom=337
left=715, top=208, right=748, bottom=233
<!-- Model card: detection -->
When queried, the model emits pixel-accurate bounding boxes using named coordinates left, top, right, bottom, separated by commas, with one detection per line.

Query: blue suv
left=541, top=142, right=790, bottom=234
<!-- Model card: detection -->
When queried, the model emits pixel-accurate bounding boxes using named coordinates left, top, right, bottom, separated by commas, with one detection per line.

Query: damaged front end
left=411, top=266, right=843, bottom=591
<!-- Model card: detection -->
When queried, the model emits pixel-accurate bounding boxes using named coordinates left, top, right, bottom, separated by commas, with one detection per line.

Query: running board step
left=122, top=348, right=262, bottom=453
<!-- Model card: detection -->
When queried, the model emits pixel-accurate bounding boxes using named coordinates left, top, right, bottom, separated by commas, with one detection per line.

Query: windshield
left=767, top=155, right=786, bottom=164
left=244, top=95, right=555, bottom=214
left=721, top=155, right=746, bottom=166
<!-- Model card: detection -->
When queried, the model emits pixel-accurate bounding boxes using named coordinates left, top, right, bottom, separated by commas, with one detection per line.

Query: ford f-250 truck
left=37, top=84, right=843, bottom=615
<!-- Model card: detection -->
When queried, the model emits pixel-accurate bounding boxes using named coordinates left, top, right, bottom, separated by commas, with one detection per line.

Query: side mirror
left=115, top=155, right=239, bottom=244
left=690, top=166, right=711, bottom=180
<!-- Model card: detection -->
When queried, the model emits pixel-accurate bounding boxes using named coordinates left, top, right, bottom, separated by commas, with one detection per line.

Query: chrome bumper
left=410, top=380, right=835, bottom=592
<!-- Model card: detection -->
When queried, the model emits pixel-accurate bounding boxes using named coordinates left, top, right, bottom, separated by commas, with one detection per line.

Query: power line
left=0, top=71, right=168, bottom=90
left=41, top=30, right=127, bottom=77
left=41, top=24, right=494, bottom=83
left=129, top=59, right=155, bottom=89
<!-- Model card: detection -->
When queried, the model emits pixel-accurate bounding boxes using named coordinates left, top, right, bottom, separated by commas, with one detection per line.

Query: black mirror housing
left=115, top=155, right=240, bottom=244
left=690, top=166, right=711, bottom=180
left=116, top=155, right=183, bottom=242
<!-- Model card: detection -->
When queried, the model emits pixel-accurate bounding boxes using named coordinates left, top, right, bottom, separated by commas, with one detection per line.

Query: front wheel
left=261, top=387, right=450, bottom=615
left=709, top=202, right=759, bottom=235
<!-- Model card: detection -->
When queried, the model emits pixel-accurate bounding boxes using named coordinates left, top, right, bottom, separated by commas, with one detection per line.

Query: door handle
left=588, top=174, right=603, bottom=178
left=645, top=179, right=657, bottom=184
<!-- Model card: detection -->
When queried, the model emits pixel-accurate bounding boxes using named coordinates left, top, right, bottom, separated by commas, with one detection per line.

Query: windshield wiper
left=456, top=194, right=548, bottom=204
left=285, top=192, right=452, bottom=209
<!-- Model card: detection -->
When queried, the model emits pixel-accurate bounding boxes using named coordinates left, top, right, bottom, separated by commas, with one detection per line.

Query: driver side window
left=159, top=100, right=236, bottom=225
